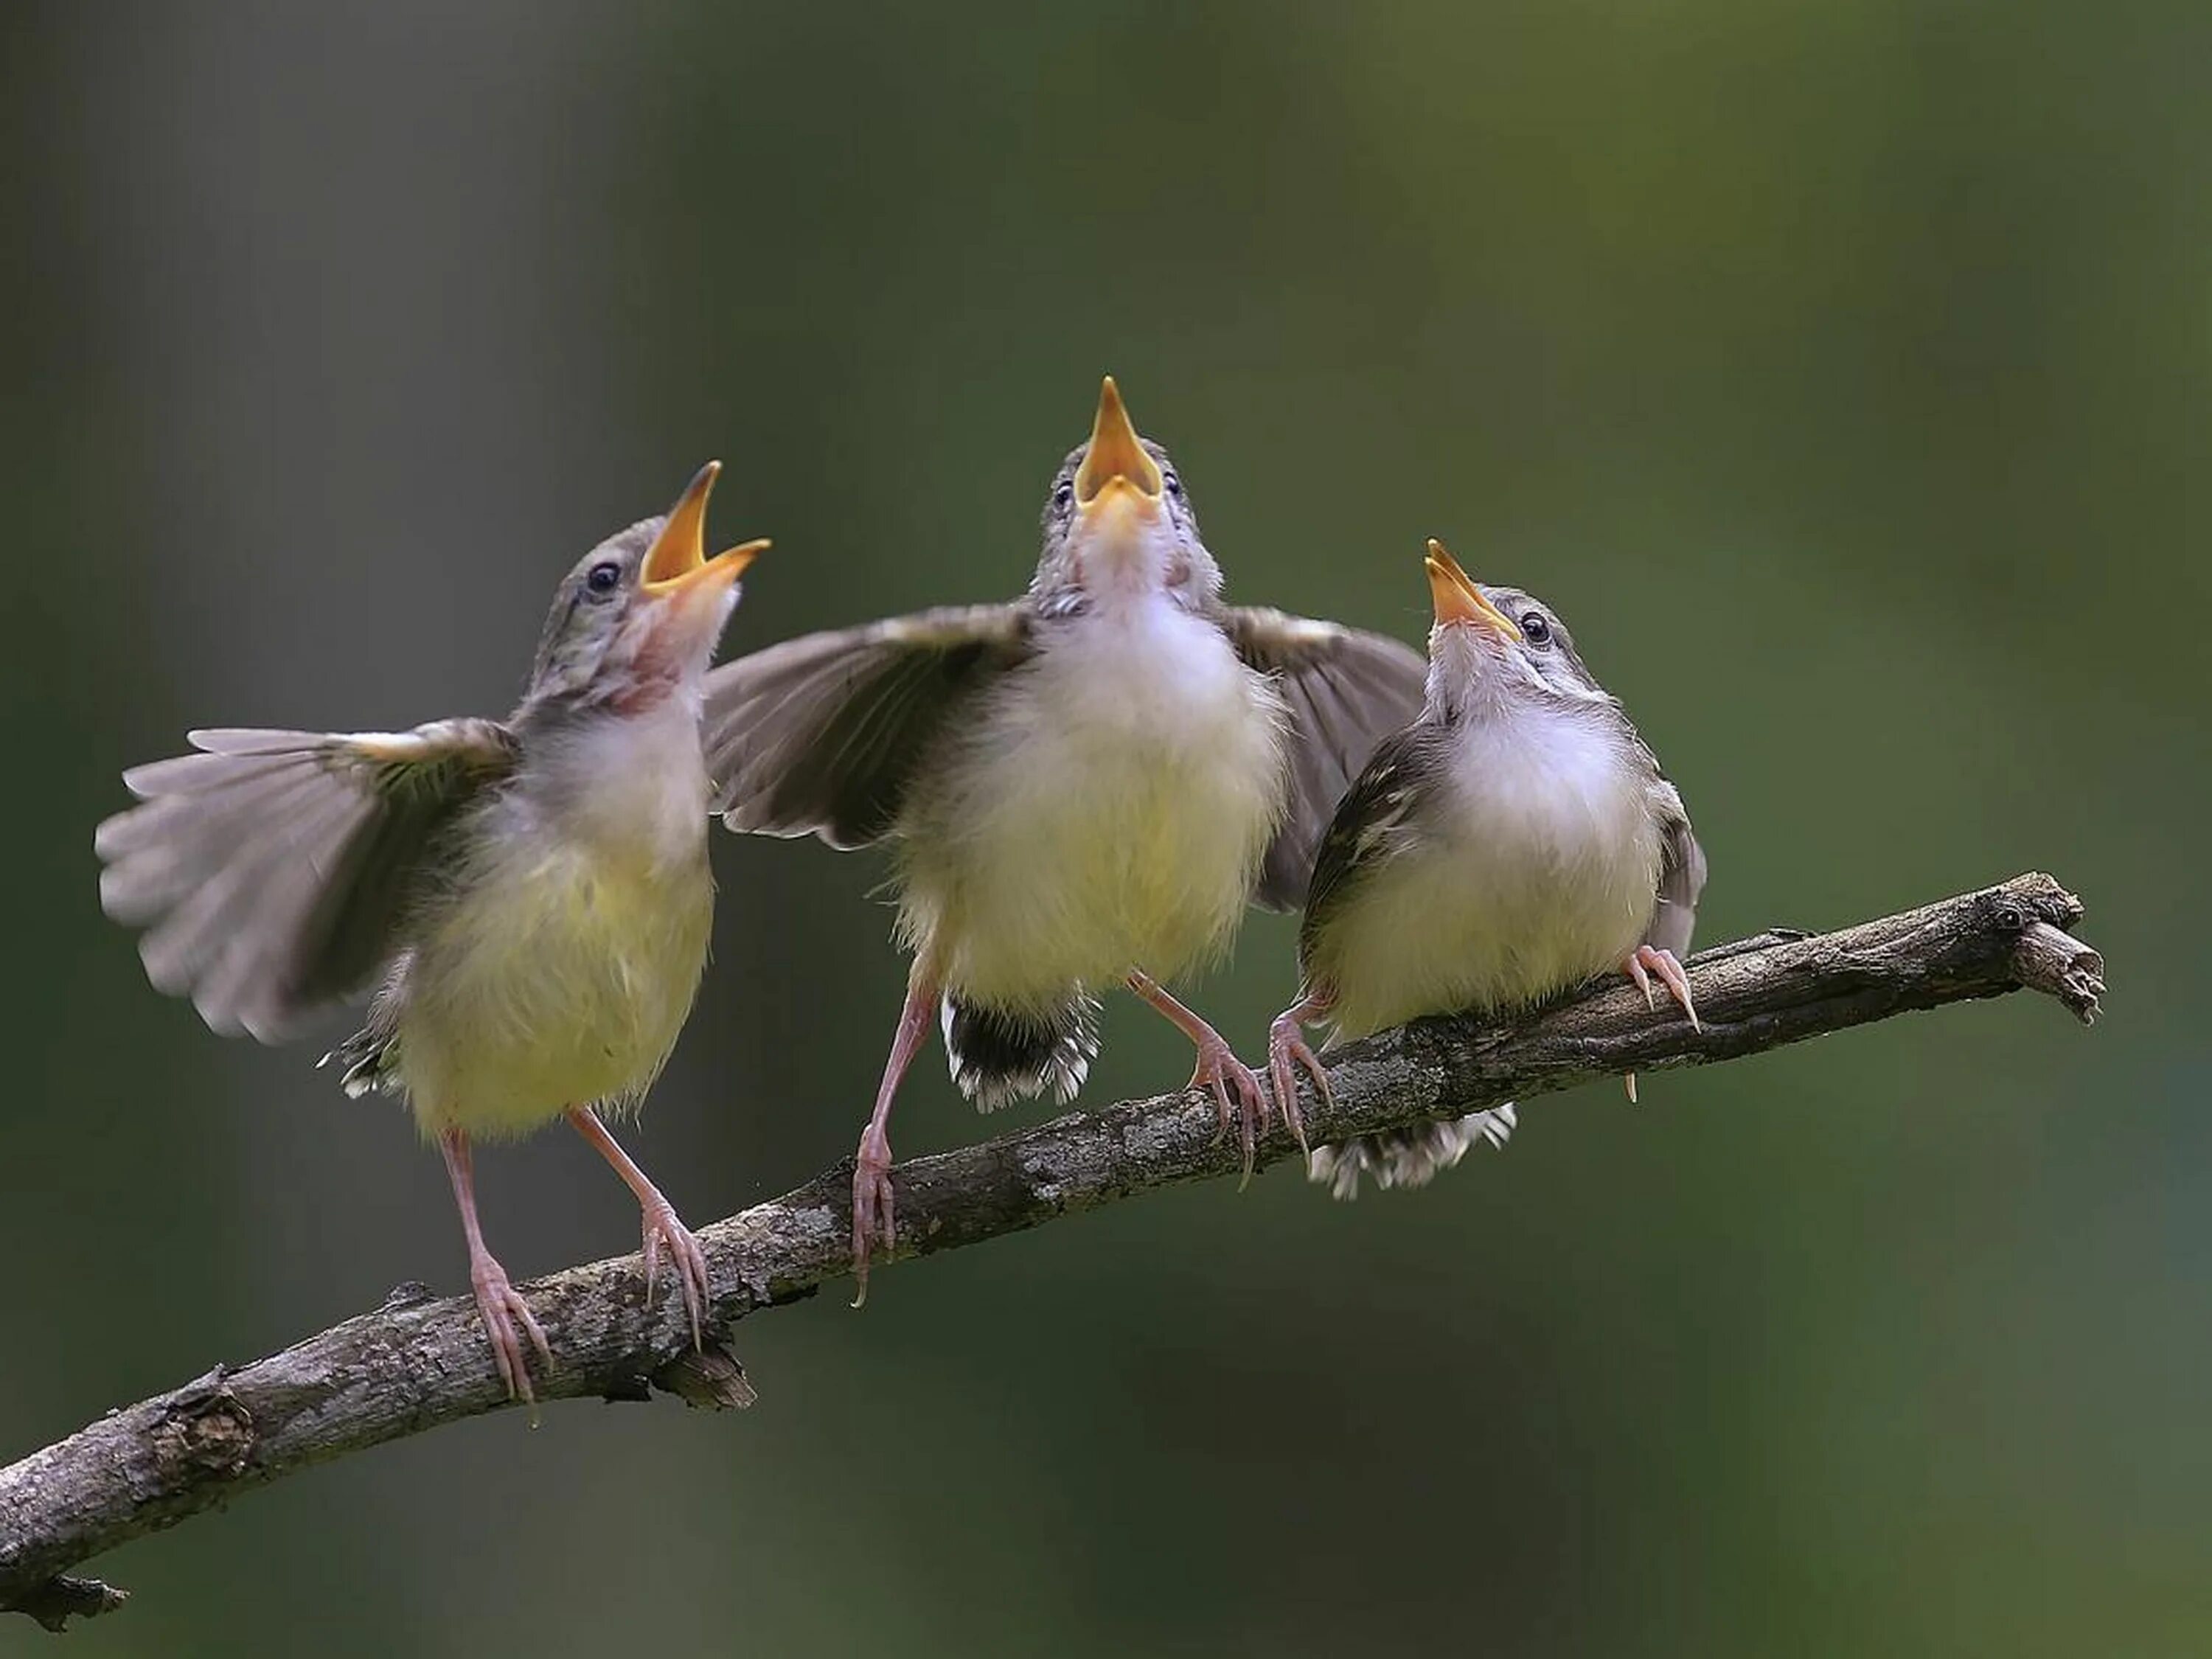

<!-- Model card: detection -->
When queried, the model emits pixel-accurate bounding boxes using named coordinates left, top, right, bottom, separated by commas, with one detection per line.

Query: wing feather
left=1222, top=608, right=1427, bottom=911
left=704, top=605, right=1034, bottom=848
left=1294, top=725, right=1444, bottom=974
left=1644, top=780, right=1706, bottom=958
left=97, top=719, right=517, bottom=1040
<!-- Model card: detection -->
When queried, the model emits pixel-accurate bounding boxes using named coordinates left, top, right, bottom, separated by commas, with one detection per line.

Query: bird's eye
left=1052, top=480, right=1075, bottom=512
left=586, top=561, right=622, bottom=594
left=1164, top=471, right=1183, bottom=498
left=1520, top=612, right=1552, bottom=645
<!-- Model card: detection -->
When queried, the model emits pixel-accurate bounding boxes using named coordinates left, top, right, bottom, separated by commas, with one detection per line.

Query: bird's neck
left=521, top=699, right=711, bottom=874
left=1428, top=688, right=1652, bottom=837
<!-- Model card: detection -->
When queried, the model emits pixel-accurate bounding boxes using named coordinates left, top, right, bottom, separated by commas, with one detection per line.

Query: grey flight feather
left=701, top=605, right=1036, bottom=849
left=1219, top=607, right=1428, bottom=911
left=1646, top=787, right=1706, bottom=956
left=94, top=720, right=518, bottom=1043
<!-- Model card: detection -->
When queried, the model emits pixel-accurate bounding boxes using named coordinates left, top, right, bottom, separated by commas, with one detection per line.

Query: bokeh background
left=6, top=3, right=2208, bottom=1653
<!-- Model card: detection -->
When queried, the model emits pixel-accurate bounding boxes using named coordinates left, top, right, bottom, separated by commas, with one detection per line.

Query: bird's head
left=526, top=462, right=768, bottom=717
left=1034, top=377, right=1219, bottom=612
left=1422, top=540, right=1607, bottom=718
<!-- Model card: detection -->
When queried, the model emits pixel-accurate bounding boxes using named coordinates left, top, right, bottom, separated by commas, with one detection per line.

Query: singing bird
left=95, top=466, right=765, bottom=1400
left=1270, top=541, right=1706, bottom=1198
left=703, top=378, right=1426, bottom=1294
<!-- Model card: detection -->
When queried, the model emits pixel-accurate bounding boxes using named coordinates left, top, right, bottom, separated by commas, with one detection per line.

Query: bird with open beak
left=95, top=466, right=767, bottom=1401
left=1270, top=540, right=1707, bottom=1198
left=703, top=378, right=1427, bottom=1297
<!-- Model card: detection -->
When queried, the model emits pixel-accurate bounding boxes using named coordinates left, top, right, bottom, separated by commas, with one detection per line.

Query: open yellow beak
left=1424, top=539, right=1522, bottom=641
left=1073, top=376, right=1164, bottom=506
left=641, top=461, right=768, bottom=597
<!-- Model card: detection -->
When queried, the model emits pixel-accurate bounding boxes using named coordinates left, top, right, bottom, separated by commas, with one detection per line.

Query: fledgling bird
left=1269, top=540, right=1707, bottom=1199
left=95, top=465, right=766, bottom=1401
left=703, top=378, right=1427, bottom=1295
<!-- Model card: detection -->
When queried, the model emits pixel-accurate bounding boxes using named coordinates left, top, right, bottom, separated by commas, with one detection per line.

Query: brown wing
left=1644, top=779, right=1706, bottom=957
left=702, top=605, right=1035, bottom=849
left=1222, top=608, right=1428, bottom=911
left=95, top=720, right=518, bottom=1041
left=1295, top=724, right=1450, bottom=976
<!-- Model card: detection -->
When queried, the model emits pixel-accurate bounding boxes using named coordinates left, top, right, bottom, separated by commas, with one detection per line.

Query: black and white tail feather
left=1307, top=1105, right=1518, bottom=1200
left=941, top=993, right=1101, bottom=1112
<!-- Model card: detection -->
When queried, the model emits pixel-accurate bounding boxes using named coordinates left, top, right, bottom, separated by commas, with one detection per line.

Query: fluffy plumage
left=703, top=380, right=1428, bottom=1294
left=95, top=470, right=759, bottom=1398
left=703, top=405, right=1422, bottom=1115
left=1283, top=564, right=1705, bottom=1197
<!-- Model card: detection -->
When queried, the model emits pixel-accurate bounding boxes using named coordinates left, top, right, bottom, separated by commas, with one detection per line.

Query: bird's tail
left=942, top=993, right=1101, bottom=1113
left=317, top=956, right=407, bottom=1099
left=1307, top=1105, right=1518, bottom=1201
left=319, top=1023, right=398, bottom=1099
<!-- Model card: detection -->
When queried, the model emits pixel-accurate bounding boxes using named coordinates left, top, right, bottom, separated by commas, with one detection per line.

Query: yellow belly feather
left=397, top=838, right=713, bottom=1139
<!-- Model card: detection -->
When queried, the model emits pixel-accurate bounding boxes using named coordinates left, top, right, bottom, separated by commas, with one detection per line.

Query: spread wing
left=1223, top=608, right=1428, bottom=911
left=1644, top=779, right=1706, bottom=957
left=96, top=720, right=518, bottom=1041
left=703, top=605, right=1036, bottom=849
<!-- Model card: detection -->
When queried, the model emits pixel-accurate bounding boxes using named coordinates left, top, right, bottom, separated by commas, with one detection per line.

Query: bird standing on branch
left=1270, top=540, right=1707, bottom=1198
left=95, top=466, right=766, bottom=1401
left=703, top=378, right=1426, bottom=1296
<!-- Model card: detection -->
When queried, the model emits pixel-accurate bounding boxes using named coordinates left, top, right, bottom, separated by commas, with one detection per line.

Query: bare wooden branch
left=0, top=872, right=2098, bottom=1629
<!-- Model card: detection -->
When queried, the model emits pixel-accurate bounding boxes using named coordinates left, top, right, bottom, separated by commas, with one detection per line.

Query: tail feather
left=942, top=994, right=1100, bottom=1112
left=319, top=1023, right=398, bottom=1099
left=317, top=956, right=407, bottom=1099
left=1307, top=1105, right=1517, bottom=1201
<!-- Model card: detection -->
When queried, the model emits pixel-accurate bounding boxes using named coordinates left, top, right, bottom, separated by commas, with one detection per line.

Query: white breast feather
left=1318, top=700, right=1663, bottom=1040
left=901, top=599, right=1286, bottom=1009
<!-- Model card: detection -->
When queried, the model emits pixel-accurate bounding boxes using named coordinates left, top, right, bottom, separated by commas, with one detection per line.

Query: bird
left=702, top=377, right=1427, bottom=1297
left=94, top=464, right=767, bottom=1402
left=1268, top=539, right=1706, bottom=1199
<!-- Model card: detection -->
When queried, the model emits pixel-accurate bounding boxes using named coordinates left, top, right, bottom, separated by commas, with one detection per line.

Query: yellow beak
left=1073, top=376, right=1164, bottom=506
left=1424, top=539, right=1522, bottom=641
left=641, top=461, right=768, bottom=597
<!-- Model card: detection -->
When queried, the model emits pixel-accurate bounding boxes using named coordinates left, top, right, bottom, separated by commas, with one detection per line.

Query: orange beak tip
left=720, top=538, right=770, bottom=579
left=1074, top=376, right=1164, bottom=503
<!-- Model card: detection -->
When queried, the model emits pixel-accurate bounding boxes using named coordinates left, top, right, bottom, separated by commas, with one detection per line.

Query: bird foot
left=1190, top=1035, right=1273, bottom=1186
left=1264, top=1012, right=1327, bottom=1156
left=468, top=1250, right=552, bottom=1405
left=851, top=1126, right=896, bottom=1309
left=1621, top=944, right=1700, bottom=1103
left=639, top=1199, right=711, bottom=1351
left=1622, top=944, right=1700, bottom=1029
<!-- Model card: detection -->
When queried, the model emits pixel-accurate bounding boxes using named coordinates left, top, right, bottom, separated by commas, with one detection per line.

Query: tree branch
left=0, top=872, right=2102, bottom=1629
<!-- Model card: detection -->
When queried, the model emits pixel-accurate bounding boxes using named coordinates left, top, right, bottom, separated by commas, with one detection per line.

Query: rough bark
left=0, top=872, right=2101, bottom=1629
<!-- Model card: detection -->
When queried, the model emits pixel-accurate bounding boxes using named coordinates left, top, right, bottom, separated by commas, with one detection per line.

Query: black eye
left=1164, top=471, right=1183, bottom=498
left=1520, top=612, right=1551, bottom=645
left=1052, top=480, right=1075, bottom=512
left=586, top=561, right=622, bottom=594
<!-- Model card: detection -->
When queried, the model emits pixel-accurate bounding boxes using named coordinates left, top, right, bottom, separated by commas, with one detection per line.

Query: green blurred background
left=6, top=2, right=2207, bottom=1653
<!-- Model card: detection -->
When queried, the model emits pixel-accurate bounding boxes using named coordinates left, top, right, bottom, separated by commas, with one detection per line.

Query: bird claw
left=1189, top=1038, right=1271, bottom=1187
left=640, top=1200, right=710, bottom=1352
left=851, top=1128, right=896, bottom=1309
left=469, top=1253, right=552, bottom=1405
left=1621, top=945, right=1699, bottom=1105
left=1623, top=945, right=1700, bottom=1031
left=1265, top=1014, right=1327, bottom=1158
